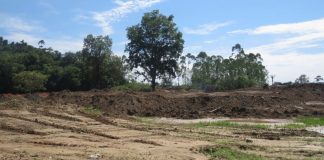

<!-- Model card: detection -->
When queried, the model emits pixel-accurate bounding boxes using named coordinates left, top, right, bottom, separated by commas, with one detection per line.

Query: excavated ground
left=0, top=84, right=323, bottom=159
left=45, top=84, right=324, bottom=119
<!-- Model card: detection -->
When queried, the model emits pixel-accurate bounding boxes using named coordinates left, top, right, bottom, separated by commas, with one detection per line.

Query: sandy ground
left=0, top=107, right=210, bottom=160
left=0, top=105, right=323, bottom=160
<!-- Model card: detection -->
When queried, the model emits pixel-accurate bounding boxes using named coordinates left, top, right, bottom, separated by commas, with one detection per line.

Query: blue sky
left=0, top=0, right=324, bottom=82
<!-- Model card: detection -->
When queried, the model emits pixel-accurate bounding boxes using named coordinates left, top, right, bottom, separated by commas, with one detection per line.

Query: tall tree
left=295, top=74, right=309, bottom=84
left=38, top=40, right=45, bottom=48
left=191, top=44, right=267, bottom=90
left=270, top=75, right=275, bottom=85
left=81, top=34, right=113, bottom=89
left=125, top=10, right=184, bottom=91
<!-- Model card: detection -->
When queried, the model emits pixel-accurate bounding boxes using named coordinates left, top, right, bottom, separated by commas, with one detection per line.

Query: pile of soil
left=44, top=84, right=324, bottom=119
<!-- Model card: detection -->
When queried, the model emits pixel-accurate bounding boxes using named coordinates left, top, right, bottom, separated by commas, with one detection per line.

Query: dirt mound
left=44, top=84, right=324, bottom=119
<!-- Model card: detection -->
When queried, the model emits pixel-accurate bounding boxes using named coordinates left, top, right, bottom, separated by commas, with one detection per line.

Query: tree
left=13, top=71, right=48, bottom=93
left=38, top=40, right=45, bottom=48
left=177, top=55, right=186, bottom=86
left=191, top=44, right=267, bottom=90
left=270, top=75, right=275, bottom=85
left=81, top=34, right=113, bottom=89
left=125, top=10, right=184, bottom=91
left=0, top=36, right=126, bottom=93
left=315, top=75, right=323, bottom=83
left=295, top=74, right=309, bottom=84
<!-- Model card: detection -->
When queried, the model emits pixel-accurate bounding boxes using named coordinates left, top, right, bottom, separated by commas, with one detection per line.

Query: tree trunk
left=151, top=75, right=156, bottom=91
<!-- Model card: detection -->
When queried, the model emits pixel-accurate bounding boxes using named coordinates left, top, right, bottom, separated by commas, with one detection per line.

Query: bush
left=13, top=71, right=48, bottom=93
left=112, top=82, right=151, bottom=92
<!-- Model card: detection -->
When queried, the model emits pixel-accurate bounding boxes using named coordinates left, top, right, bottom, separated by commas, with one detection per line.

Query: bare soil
left=46, top=84, right=324, bottom=119
left=0, top=84, right=323, bottom=159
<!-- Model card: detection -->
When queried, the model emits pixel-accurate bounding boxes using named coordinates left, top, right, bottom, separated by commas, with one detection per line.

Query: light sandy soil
left=0, top=104, right=323, bottom=160
left=0, top=106, right=210, bottom=160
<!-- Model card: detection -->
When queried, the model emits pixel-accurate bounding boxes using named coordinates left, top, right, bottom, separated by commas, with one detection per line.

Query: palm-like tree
left=38, top=40, right=45, bottom=48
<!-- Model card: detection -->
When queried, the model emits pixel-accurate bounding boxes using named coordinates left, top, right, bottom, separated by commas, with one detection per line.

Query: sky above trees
left=0, top=0, right=323, bottom=82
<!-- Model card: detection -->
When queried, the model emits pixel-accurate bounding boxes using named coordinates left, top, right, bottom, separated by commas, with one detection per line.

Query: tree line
left=0, top=10, right=269, bottom=93
left=0, top=35, right=126, bottom=93
left=190, top=44, right=267, bottom=90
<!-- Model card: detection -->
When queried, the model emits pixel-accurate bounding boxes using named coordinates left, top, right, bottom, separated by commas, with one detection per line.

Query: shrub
left=13, top=71, right=48, bottom=93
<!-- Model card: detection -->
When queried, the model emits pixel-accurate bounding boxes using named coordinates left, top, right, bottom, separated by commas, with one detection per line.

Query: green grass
left=275, top=117, right=324, bottom=129
left=80, top=106, right=103, bottom=117
left=189, top=121, right=268, bottom=130
left=296, top=117, right=324, bottom=126
left=200, top=146, right=264, bottom=160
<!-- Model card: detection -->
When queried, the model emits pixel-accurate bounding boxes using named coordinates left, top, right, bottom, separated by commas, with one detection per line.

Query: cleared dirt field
left=0, top=84, right=323, bottom=159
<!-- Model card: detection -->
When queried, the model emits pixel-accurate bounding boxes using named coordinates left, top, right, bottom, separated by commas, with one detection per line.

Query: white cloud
left=231, top=18, right=324, bottom=53
left=0, top=13, right=81, bottom=53
left=229, top=18, right=324, bottom=35
left=183, top=22, right=232, bottom=35
left=249, top=32, right=324, bottom=53
left=0, top=13, right=44, bottom=32
left=93, top=0, right=163, bottom=35
left=5, top=32, right=83, bottom=53
left=232, top=18, right=324, bottom=82
left=260, top=52, right=324, bottom=83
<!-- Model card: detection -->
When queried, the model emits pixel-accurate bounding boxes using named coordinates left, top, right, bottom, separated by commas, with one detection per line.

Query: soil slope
left=45, top=84, right=324, bottom=119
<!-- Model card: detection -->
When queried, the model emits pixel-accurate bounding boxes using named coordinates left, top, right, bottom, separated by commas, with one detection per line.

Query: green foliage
left=112, top=82, right=151, bottom=92
left=0, top=36, right=126, bottom=93
left=125, top=10, right=184, bottom=91
left=104, top=55, right=127, bottom=87
left=81, top=34, right=126, bottom=89
left=276, top=117, right=324, bottom=129
left=13, top=71, right=48, bottom=93
left=200, top=146, right=264, bottom=160
left=191, top=44, right=267, bottom=91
